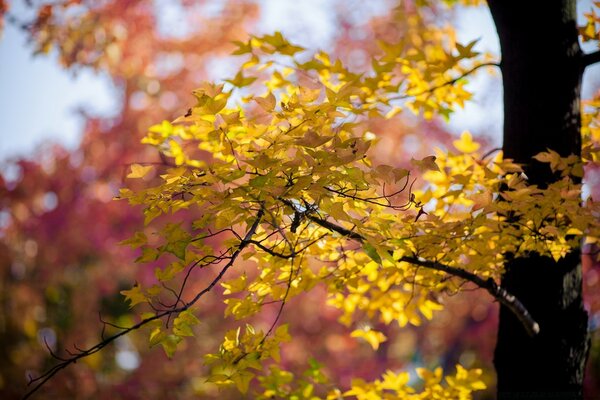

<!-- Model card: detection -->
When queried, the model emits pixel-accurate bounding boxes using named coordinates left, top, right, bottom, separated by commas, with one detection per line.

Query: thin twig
left=389, top=62, right=500, bottom=101
left=23, top=210, right=264, bottom=400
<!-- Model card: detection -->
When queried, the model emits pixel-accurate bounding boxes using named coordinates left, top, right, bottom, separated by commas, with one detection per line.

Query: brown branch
left=24, top=312, right=168, bottom=400
left=323, top=173, right=415, bottom=211
left=23, top=209, right=264, bottom=400
left=400, top=256, right=540, bottom=337
left=297, top=209, right=540, bottom=337
left=305, top=213, right=363, bottom=241
left=246, top=234, right=327, bottom=259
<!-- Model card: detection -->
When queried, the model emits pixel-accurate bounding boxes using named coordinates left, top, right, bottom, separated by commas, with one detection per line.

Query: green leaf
left=173, top=310, right=200, bottom=337
left=135, top=247, right=159, bottom=263
left=232, top=370, right=255, bottom=393
left=160, top=334, right=182, bottom=358
left=119, top=231, right=147, bottom=249
left=363, top=242, right=382, bottom=264
left=161, top=240, right=188, bottom=260
left=149, top=327, right=166, bottom=347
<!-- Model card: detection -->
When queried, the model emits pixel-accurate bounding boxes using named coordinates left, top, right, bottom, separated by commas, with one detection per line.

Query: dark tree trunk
left=488, top=1, right=590, bottom=398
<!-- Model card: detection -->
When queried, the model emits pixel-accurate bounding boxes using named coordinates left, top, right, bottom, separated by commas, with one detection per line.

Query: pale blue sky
left=0, top=21, right=116, bottom=160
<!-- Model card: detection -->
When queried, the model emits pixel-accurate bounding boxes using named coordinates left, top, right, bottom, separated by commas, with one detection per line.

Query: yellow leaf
left=160, top=334, right=182, bottom=358
left=168, top=140, right=186, bottom=166
left=274, top=324, right=291, bottom=343
left=351, top=327, right=387, bottom=350
left=173, top=310, right=200, bottom=337
left=299, top=86, right=321, bottom=103
left=121, top=285, right=147, bottom=307
left=328, top=202, right=351, bottom=221
left=453, top=131, right=480, bottom=153
left=231, top=40, right=253, bottom=55
left=226, top=70, right=257, bottom=88
left=221, top=273, right=248, bottom=294
left=419, top=299, right=444, bottom=320
left=149, top=327, right=166, bottom=347
left=471, top=190, right=492, bottom=211
left=135, top=247, right=159, bottom=263
left=411, top=155, right=440, bottom=172
left=224, top=297, right=260, bottom=319
left=254, top=92, right=276, bottom=111
left=127, top=164, right=154, bottom=179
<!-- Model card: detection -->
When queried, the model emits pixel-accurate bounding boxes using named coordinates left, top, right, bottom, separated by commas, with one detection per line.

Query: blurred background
left=0, top=0, right=598, bottom=398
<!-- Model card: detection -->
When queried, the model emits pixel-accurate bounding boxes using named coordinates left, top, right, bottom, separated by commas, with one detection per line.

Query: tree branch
left=300, top=210, right=540, bottom=337
left=400, top=256, right=540, bottom=336
left=581, top=50, right=600, bottom=69
left=23, top=209, right=264, bottom=400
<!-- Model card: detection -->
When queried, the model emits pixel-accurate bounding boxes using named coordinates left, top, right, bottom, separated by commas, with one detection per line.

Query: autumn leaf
left=471, top=190, right=493, bottom=211
left=221, top=273, right=248, bottom=294
left=119, top=231, right=147, bottom=249
left=254, top=92, right=276, bottom=111
left=295, top=130, right=334, bottom=148
left=351, top=327, right=387, bottom=350
left=411, top=155, right=440, bottom=172
left=363, top=242, right=382, bottom=264
left=127, top=164, right=154, bottom=179
left=453, top=131, right=480, bottom=153
left=121, top=284, right=147, bottom=307
left=226, top=71, right=257, bottom=88
left=232, top=370, right=255, bottom=393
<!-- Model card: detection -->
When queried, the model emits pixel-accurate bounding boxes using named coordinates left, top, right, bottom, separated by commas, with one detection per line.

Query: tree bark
left=488, top=1, right=590, bottom=398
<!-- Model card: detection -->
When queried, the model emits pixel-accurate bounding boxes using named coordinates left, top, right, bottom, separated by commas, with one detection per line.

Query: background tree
left=0, top=1, right=599, bottom=399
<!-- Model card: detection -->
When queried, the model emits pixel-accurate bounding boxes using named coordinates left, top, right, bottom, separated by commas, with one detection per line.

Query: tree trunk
left=488, top=1, right=590, bottom=398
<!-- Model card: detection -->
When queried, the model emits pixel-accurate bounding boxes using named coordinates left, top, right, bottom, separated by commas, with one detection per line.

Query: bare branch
left=23, top=209, right=264, bottom=400
left=389, top=62, right=500, bottom=101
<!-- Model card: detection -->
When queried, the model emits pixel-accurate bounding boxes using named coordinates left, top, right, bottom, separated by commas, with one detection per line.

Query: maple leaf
left=127, top=164, right=153, bottom=179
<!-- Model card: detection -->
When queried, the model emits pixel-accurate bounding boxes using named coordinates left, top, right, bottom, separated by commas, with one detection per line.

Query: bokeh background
left=0, top=1, right=599, bottom=399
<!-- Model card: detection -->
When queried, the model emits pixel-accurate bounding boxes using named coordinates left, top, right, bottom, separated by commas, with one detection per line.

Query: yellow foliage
left=350, top=326, right=387, bottom=350
left=114, top=25, right=600, bottom=398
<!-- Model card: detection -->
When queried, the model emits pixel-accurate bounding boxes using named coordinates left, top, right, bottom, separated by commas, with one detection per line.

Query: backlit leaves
left=343, top=365, right=486, bottom=399
left=351, top=326, right=387, bottom=350
left=115, top=28, right=600, bottom=399
left=127, top=164, right=154, bottom=179
left=453, top=131, right=480, bottom=153
left=121, top=284, right=147, bottom=308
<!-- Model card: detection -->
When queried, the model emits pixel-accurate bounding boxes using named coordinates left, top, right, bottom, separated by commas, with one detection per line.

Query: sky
left=0, top=2, right=598, bottom=163
left=0, top=21, right=116, bottom=160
